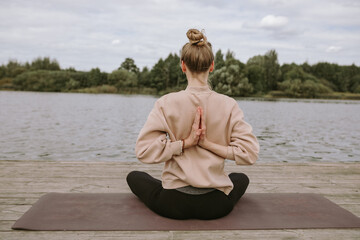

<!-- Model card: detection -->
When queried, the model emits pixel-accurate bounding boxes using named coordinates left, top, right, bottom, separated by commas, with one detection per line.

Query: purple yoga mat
left=12, top=193, right=360, bottom=231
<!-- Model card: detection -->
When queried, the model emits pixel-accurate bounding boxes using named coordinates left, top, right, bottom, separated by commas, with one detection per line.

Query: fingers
left=193, top=107, right=201, bottom=129
left=197, top=106, right=206, bottom=141
left=200, top=107, right=205, bottom=130
left=199, top=107, right=202, bottom=129
left=188, top=106, right=206, bottom=147
left=200, top=126, right=206, bottom=139
left=196, top=107, right=204, bottom=135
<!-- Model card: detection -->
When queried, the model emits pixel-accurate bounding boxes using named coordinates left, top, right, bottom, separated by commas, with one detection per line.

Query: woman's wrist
left=183, top=138, right=193, bottom=149
left=199, top=139, right=228, bottom=159
left=183, top=137, right=198, bottom=149
left=198, top=137, right=208, bottom=149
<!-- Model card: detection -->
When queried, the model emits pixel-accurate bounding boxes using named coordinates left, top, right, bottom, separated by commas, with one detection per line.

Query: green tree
left=246, top=50, right=281, bottom=93
left=5, top=60, right=27, bottom=78
left=12, top=70, right=87, bottom=92
left=263, top=49, right=281, bottom=91
left=0, top=65, right=6, bottom=79
left=149, top=58, right=167, bottom=91
left=246, top=64, right=265, bottom=93
left=301, top=62, right=312, bottom=73
left=349, top=74, right=360, bottom=93
left=138, top=66, right=151, bottom=87
left=87, top=68, right=108, bottom=86
left=278, top=65, right=332, bottom=97
left=210, top=64, right=253, bottom=96
left=209, top=51, right=251, bottom=96
left=224, top=50, right=246, bottom=70
left=214, top=49, right=225, bottom=70
left=119, top=58, right=139, bottom=74
left=310, top=62, right=351, bottom=92
left=225, top=50, right=235, bottom=61
left=30, top=57, right=60, bottom=71
left=164, top=53, right=186, bottom=89
left=246, top=55, right=266, bottom=93
left=108, top=69, right=138, bottom=89
left=280, top=63, right=297, bottom=81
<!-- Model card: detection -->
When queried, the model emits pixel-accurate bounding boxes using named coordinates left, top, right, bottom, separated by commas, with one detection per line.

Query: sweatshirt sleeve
left=226, top=102, right=260, bottom=165
left=135, top=99, right=183, bottom=164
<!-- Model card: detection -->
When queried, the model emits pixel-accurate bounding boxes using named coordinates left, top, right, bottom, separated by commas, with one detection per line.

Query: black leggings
left=126, top=171, right=249, bottom=220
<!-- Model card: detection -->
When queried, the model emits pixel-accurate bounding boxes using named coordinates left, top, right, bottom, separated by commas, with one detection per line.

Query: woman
left=127, top=29, right=259, bottom=220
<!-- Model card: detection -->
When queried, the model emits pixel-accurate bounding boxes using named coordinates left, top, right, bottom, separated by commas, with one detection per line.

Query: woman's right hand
left=198, top=107, right=209, bottom=149
left=183, top=106, right=202, bottom=149
left=197, top=106, right=229, bottom=159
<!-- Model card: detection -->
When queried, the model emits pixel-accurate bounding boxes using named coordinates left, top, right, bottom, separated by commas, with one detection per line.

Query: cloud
left=111, top=39, right=121, bottom=45
left=326, top=46, right=343, bottom=53
left=260, top=15, right=288, bottom=29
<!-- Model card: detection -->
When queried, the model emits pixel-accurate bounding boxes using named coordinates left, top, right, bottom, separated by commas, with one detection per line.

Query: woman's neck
left=186, top=71, right=209, bottom=87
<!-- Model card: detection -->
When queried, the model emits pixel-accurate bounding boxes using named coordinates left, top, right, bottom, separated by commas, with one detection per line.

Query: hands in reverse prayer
left=183, top=106, right=204, bottom=149
left=183, top=106, right=211, bottom=149
left=182, top=106, right=228, bottom=159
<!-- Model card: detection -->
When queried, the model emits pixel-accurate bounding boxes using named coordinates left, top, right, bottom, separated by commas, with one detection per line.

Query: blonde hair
left=180, top=29, right=214, bottom=73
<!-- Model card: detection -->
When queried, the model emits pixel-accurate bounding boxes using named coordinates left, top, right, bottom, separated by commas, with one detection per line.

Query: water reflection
left=0, top=91, right=359, bottom=162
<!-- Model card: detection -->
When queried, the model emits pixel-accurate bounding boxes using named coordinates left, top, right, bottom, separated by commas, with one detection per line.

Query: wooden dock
left=0, top=160, right=359, bottom=239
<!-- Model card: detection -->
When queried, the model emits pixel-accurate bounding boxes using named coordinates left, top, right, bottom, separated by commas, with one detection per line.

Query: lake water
left=1, top=91, right=359, bottom=163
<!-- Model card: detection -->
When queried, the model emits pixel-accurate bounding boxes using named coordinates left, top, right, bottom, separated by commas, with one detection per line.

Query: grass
left=264, top=90, right=360, bottom=100
left=72, top=85, right=158, bottom=95
left=72, top=85, right=118, bottom=94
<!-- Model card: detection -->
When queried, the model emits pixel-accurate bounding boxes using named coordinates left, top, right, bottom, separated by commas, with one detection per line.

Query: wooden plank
left=0, top=205, right=32, bottom=221
left=0, top=230, right=173, bottom=240
left=172, top=229, right=360, bottom=240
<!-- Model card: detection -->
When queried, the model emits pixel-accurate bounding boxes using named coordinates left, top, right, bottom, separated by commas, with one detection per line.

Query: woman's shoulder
left=154, top=90, right=187, bottom=106
left=160, top=89, right=188, bottom=100
left=210, top=91, right=238, bottom=106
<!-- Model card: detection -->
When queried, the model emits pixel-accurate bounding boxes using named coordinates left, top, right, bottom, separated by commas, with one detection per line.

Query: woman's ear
left=209, top=61, right=214, bottom=73
left=181, top=61, right=187, bottom=73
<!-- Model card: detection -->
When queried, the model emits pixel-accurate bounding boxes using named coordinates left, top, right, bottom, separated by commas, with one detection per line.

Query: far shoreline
left=2, top=89, right=360, bottom=101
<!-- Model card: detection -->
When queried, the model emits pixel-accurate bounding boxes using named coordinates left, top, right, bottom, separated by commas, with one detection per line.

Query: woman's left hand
left=198, top=107, right=209, bottom=148
left=183, top=106, right=202, bottom=149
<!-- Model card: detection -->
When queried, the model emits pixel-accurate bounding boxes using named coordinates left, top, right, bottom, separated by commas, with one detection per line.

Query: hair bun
left=187, top=29, right=207, bottom=46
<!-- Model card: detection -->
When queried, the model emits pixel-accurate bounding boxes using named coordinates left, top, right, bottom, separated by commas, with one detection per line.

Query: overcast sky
left=0, top=0, right=359, bottom=72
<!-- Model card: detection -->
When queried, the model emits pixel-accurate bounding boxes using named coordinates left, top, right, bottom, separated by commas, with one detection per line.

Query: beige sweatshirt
left=135, top=85, right=259, bottom=195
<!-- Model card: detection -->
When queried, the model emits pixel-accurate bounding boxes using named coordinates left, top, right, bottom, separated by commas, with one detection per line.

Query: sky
left=0, top=0, right=359, bottom=72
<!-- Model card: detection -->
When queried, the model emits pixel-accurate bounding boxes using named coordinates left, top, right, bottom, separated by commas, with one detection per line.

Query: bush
left=108, top=69, right=138, bottom=89
left=349, top=74, right=360, bottom=93
left=74, top=85, right=118, bottom=94
left=210, top=65, right=254, bottom=97
left=0, top=77, right=14, bottom=89
left=278, top=79, right=332, bottom=98
left=12, top=70, right=89, bottom=92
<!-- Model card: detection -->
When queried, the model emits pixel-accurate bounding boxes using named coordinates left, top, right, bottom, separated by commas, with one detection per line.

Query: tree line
left=1, top=50, right=360, bottom=99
